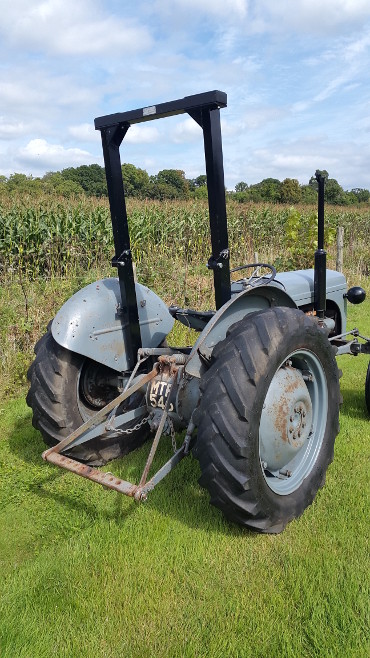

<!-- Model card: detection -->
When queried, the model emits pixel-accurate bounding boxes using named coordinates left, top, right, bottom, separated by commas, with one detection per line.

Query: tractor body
left=27, top=91, right=369, bottom=533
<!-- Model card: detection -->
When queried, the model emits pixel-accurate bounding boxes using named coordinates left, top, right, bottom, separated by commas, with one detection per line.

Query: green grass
left=0, top=283, right=369, bottom=657
left=0, top=196, right=369, bottom=656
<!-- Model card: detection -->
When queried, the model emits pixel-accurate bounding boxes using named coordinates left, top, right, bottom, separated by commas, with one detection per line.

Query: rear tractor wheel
left=194, top=306, right=341, bottom=533
left=26, top=330, right=149, bottom=466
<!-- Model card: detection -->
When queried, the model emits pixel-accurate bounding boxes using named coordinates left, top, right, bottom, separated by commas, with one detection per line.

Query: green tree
left=188, top=174, right=208, bottom=198
left=235, top=181, right=248, bottom=192
left=325, top=178, right=346, bottom=205
left=300, top=184, right=317, bottom=204
left=121, top=163, right=150, bottom=198
left=308, top=171, right=348, bottom=205
left=6, top=173, right=42, bottom=195
left=308, top=170, right=329, bottom=189
left=61, top=164, right=107, bottom=197
left=249, top=178, right=282, bottom=202
left=42, top=172, right=84, bottom=197
left=190, top=174, right=207, bottom=189
left=279, top=178, right=301, bottom=204
left=194, top=185, right=208, bottom=199
left=350, top=188, right=370, bottom=203
left=150, top=169, right=189, bottom=199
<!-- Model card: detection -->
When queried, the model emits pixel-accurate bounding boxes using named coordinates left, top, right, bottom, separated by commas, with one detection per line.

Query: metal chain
left=168, top=417, right=177, bottom=453
left=108, top=414, right=149, bottom=436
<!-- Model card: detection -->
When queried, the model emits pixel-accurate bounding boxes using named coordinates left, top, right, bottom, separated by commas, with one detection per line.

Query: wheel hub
left=259, top=365, right=313, bottom=471
left=288, top=400, right=309, bottom=444
left=78, top=360, right=125, bottom=421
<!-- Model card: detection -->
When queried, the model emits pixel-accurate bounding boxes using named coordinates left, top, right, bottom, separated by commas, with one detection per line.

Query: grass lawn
left=0, top=288, right=369, bottom=657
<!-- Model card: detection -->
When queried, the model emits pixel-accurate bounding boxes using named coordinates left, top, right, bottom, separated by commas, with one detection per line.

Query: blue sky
left=1, top=0, right=370, bottom=190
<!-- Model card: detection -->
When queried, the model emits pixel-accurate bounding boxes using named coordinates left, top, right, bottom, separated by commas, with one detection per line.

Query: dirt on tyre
left=193, top=306, right=341, bottom=534
left=26, top=330, right=149, bottom=466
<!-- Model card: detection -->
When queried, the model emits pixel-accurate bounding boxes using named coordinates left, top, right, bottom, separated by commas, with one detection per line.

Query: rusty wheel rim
left=259, top=349, right=328, bottom=495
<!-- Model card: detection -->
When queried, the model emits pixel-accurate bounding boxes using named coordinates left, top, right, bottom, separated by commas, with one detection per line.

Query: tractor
left=26, top=91, right=370, bottom=533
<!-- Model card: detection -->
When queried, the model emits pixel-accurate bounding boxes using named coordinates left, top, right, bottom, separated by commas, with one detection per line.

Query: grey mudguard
left=231, top=268, right=347, bottom=328
left=273, top=269, right=346, bottom=314
left=52, top=278, right=174, bottom=372
left=185, top=268, right=347, bottom=379
left=185, top=284, right=296, bottom=378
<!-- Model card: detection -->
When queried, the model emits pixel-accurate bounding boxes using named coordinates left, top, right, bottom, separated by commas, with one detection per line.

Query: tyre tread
left=27, top=330, right=149, bottom=466
left=194, top=307, right=341, bottom=533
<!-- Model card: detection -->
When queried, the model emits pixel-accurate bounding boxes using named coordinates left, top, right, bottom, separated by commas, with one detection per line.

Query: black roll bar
left=95, top=91, right=230, bottom=368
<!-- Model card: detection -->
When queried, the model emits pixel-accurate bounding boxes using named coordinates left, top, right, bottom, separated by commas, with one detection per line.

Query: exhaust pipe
left=314, top=171, right=327, bottom=319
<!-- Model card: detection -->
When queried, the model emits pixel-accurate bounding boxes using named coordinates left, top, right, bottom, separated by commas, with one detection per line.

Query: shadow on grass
left=340, top=388, right=369, bottom=420
left=148, top=461, right=250, bottom=539
left=7, top=412, right=138, bottom=525
left=8, top=408, right=52, bottom=464
left=8, top=412, right=253, bottom=539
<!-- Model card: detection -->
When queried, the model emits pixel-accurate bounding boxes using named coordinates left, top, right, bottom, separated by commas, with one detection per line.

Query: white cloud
left=0, top=0, right=370, bottom=191
left=155, top=0, right=247, bottom=20
left=0, top=0, right=152, bottom=56
left=0, top=118, right=28, bottom=140
left=238, top=107, right=285, bottom=131
left=17, top=138, right=96, bottom=170
left=68, top=123, right=99, bottom=142
left=153, top=0, right=370, bottom=37
left=124, top=125, right=160, bottom=144
left=224, top=135, right=370, bottom=191
left=254, top=0, right=370, bottom=35
left=172, top=118, right=201, bottom=143
left=288, top=28, right=370, bottom=122
left=0, top=68, right=98, bottom=115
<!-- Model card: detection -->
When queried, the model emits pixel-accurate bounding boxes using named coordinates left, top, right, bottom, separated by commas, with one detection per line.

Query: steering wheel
left=230, top=263, right=277, bottom=289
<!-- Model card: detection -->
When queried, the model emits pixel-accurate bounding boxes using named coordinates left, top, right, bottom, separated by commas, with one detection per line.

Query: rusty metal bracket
left=41, top=355, right=192, bottom=502
left=42, top=367, right=158, bottom=459
left=45, top=452, right=138, bottom=496
left=44, top=439, right=190, bottom=501
left=138, top=390, right=173, bottom=488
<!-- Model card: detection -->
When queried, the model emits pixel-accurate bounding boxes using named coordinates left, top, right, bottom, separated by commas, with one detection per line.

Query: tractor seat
left=168, top=306, right=215, bottom=332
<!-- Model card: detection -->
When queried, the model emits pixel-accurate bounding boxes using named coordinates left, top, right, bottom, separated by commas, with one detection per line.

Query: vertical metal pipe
left=316, top=172, right=325, bottom=250
left=314, top=171, right=327, bottom=319
left=200, top=108, right=231, bottom=309
left=100, top=125, right=142, bottom=367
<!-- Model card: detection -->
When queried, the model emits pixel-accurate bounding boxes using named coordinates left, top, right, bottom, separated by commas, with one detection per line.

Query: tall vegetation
left=0, top=194, right=368, bottom=281
left=1, top=164, right=370, bottom=205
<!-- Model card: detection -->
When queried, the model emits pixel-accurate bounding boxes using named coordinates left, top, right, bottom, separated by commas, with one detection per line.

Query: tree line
left=1, top=164, right=369, bottom=205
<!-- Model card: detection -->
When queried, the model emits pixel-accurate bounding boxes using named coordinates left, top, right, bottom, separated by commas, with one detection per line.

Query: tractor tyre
left=26, top=330, right=149, bottom=466
left=365, top=361, right=370, bottom=414
left=193, top=307, right=341, bottom=534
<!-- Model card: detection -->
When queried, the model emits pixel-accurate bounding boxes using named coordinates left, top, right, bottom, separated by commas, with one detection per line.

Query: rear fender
left=185, top=285, right=296, bottom=378
left=52, top=278, right=174, bottom=372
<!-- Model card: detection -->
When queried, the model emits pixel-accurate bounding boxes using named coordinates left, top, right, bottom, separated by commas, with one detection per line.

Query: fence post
left=336, top=226, right=344, bottom=272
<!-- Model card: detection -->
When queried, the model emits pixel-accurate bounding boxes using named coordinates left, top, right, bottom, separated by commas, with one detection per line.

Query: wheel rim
left=77, top=359, right=125, bottom=422
left=259, top=349, right=328, bottom=495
